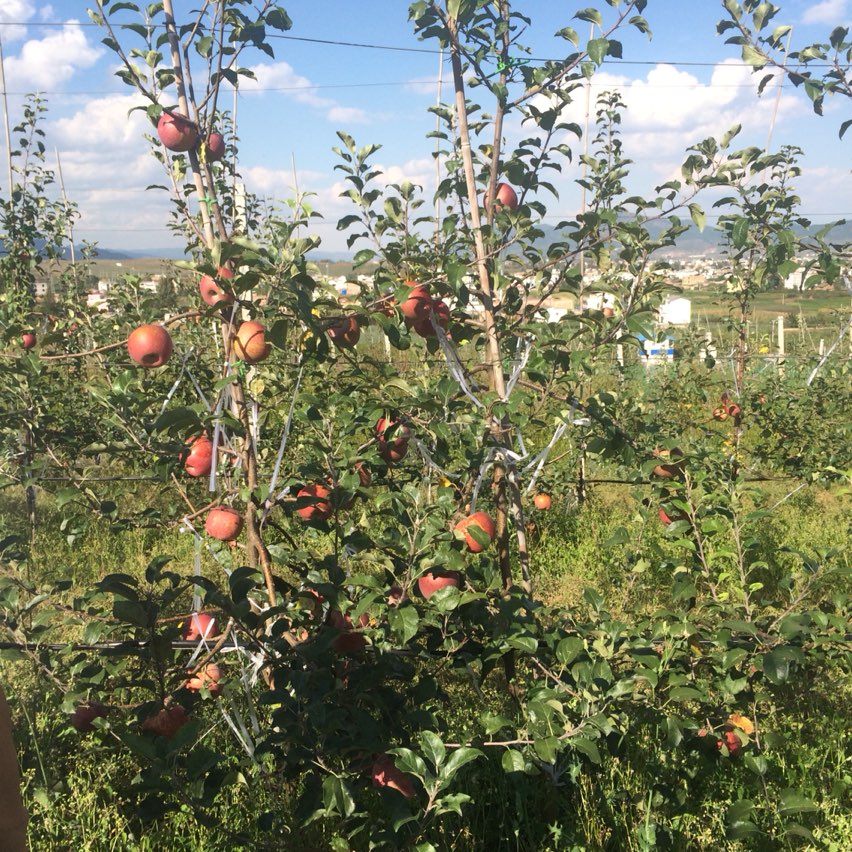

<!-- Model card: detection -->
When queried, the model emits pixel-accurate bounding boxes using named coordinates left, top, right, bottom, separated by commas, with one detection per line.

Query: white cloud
left=802, top=0, right=849, bottom=25
left=5, top=22, right=103, bottom=90
left=0, top=1, right=36, bottom=42
left=243, top=60, right=372, bottom=125
left=326, top=106, right=369, bottom=124
left=405, top=75, right=442, bottom=96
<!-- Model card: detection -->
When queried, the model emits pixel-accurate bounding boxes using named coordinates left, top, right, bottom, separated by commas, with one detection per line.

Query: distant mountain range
left=3, top=219, right=848, bottom=264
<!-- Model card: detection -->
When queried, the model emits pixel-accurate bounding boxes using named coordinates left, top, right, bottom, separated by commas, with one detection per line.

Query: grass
left=3, top=475, right=849, bottom=851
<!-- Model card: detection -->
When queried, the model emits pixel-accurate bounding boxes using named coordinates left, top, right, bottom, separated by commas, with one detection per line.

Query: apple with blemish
left=21, top=332, right=36, bottom=350
left=327, top=315, right=361, bottom=349
left=142, top=704, right=188, bottom=739
left=199, top=266, right=235, bottom=307
left=127, top=324, right=173, bottom=368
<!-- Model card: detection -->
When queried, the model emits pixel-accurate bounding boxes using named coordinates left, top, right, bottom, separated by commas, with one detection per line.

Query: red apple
left=327, top=315, right=361, bottom=349
left=400, top=283, right=433, bottom=327
left=355, top=461, right=372, bottom=488
left=371, top=756, right=415, bottom=798
left=533, top=493, right=552, bottom=510
left=712, top=407, right=729, bottom=422
left=185, top=663, right=222, bottom=694
left=717, top=729, right=742, bottom=757
left=651, top=447, right=685, bottom=479
left=727, top=403, right=742, bottom=418
left=199, top=266, right=235, bottom=307
left=156, top=112, right=198, bottom=152
left=488, top=182, right=518, bottom=212
left=327, top=610, right=368, bottom=654
left=142, top=704, right=188, bottom=739
left=412, top=299, right=450, bottom=338
left=184, top=434, right=214, bottom=478
left=296, top=484, right=332, bottom=522
left=205, top=506, right=243, bottom=541
left=127, top=324, right=173, bottom=368
left=182, top=612, right=219, bottom=641
left=454, top=511, right=496, bottom=553
left=21, top=332, right=36, bottom=350
left=233, top=320, right=270, bottom=364
left=417, top=569, right=461, bottom=599
left=70, top=703, right=109, bottom=733
left=205, top=131, right=226, bottom=162
left=376, top=416, right=411, bottom=464
left=602, top=306, right=615, bottom=318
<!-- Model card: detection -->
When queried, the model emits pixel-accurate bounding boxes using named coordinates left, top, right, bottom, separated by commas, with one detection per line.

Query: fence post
left=777, top=315, right=785, bottom=376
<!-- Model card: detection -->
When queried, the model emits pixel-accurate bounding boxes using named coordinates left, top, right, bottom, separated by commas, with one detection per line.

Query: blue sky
left=0, top=0, right=849, bottom=255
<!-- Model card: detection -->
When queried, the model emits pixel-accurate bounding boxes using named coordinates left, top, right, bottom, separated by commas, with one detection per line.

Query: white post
left=615, top=344, right=624, bottom=367
left=818, top=338, right=825, bottom=357
left=777, top=315, right=785, bottom=375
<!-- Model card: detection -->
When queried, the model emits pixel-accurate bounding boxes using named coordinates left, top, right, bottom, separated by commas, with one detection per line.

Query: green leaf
left=732, top=218, right=750, bottom=249
left=419, top=731, right=445, bottom=771
left=322, top=776, right=355, bottom=818
left=587, top=38, right=609, bottom=65
left=571, top=737, right=601, bottom=764
left=441, top=747, right=482, bottom=783
left=501, top=749, right=525, bottom=773
left=778, top=789, right=819, bottom=816
left=388, top=605, right=419, bottom=644
left=533, top=736, right=559, bottom=763
left=689, top=203, right=706, bottom=232
left=556, top=637, right=584, bottom=665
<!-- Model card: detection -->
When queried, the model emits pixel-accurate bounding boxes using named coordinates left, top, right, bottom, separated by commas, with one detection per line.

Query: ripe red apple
left=712, top=407, right=729, bottom=422
left=233, top=320, right=270, bottom=364
left=327, top=315, right=361, bottom=349
left=157, top=112, right=198, bottom=152
left=182, top=612, right=219, bottom=641
left=199, top=266, right=235, bottom=307
left=455, top=511, right=496, bottom=553
left=717, top=729, right=742, bottom=757
left=355, top=461, right=371, bottom=488
left=184, top=434, right=214, bottom=478
left=412, top=299, right=450, bottom=338
left=400, top=283, right=432, bottom=326
left=127, top=324, right=173, bottom=368
left=727, top=403, right=742, bottom=418
left=371, top=755, right=415, bottom=798
left=533, top=493, right=552, bottom=510
left=205, top=131, right=226, bottom=162
left=205, top=506, right=243, bottom=541
left=659, top=505, right=688, bottom=525
left=602, top=306, right=615, bottom=318
left=70, top=703, right=109, bottom=733
left=327, top=610, right=368, bottom=654
left=185, top=663, right=222, bottom=694
left=376, top=416, right=411, bottom=464
left=488, top=182, right=519, bottom=212
left=296, top=483, right=332, bottom=522
left=651, top=447, right=685, bottom=479
left=142, top=704, right=188, bottom=739
left=417, top=569, right=461, bottom=599
left=21, top=332, right=36, bottom=350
